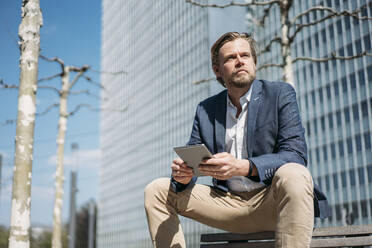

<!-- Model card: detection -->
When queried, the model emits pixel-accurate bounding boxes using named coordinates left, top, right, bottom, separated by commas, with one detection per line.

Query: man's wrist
left=247, top=160, right=253, bottom=177
left=246, top=159, right=257, bottom=177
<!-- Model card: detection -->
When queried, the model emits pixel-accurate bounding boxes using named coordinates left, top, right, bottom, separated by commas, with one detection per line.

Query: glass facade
left=99, top=1, right=246, bottom=247
left=253, top=0, right=372, bottom=227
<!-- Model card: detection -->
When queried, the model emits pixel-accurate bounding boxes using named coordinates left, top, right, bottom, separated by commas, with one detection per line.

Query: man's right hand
left=171, top=158, right=194, bottom=184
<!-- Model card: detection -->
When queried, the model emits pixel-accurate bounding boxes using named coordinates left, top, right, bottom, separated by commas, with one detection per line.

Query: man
left=144, top=32, right=330, bottom=248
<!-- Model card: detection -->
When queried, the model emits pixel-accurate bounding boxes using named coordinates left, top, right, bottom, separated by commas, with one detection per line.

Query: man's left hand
left=199, top=152, right=250, bottom=180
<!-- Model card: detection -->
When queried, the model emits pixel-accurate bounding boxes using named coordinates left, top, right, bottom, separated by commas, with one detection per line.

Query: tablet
left=173, top=144, right=213, bottom=177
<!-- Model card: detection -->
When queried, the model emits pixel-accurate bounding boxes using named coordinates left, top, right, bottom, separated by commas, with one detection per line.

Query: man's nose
left=236, top=55, right=245, bottom=66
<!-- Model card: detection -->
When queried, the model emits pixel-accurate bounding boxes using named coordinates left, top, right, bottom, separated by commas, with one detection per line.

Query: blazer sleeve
left=250, top=83, right=308, bottom=186
left=170, top=105, right=201, bottom=193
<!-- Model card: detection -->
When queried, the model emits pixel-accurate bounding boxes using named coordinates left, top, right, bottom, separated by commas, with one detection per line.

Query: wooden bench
left=200, top=224, right=372, bottom=247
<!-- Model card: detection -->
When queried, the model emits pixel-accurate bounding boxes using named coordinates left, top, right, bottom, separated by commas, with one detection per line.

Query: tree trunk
left=52, top=67, right=70, bottom=248
left=9, top=1, right=42, bottom=248
left=280, top=0, right=295, bottom=87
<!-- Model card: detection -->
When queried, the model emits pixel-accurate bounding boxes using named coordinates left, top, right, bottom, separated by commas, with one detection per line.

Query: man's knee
left=273, top=163, right=313, bottom=198
left=144, top=178, right=171, bottom=209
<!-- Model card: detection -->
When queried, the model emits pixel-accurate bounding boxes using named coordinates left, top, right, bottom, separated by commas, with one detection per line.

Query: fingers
left=201, top=152, right=231, bottom=165
left=171, top=159, right=193, bottom=179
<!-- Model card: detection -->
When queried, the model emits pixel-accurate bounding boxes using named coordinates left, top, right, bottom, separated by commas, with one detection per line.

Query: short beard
left=228, top=72, right=255, bottom=88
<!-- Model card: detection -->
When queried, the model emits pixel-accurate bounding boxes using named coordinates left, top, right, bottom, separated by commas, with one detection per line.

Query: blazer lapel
left=246, top=79, right=262, bottom=157
left=214, top=90, right=227, bottom=153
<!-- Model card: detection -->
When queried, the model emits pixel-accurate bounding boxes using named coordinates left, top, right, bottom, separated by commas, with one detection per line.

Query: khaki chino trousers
left=144, top=163, right=314, bottom=248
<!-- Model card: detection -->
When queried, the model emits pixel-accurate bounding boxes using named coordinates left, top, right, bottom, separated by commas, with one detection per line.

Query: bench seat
left=200, top=224, right=372, bottom=247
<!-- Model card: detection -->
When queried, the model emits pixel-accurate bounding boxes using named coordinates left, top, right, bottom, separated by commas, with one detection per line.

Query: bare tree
left=8, top=1, right=42, bottom=248
left=36, top=56, right=97, bottom=248
left=186, top=0, right=372, bottom=86
left=1, top=62, right=125, bottom=248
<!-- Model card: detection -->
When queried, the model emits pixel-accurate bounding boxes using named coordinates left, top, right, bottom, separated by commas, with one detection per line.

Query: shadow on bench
left=200, top=224, right=372, bottom=247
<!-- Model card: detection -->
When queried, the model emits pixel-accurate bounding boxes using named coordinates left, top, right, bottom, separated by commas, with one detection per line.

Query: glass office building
left=252, top=0, right=372, bottom=227
left=98, top=1, right=246, bottom=247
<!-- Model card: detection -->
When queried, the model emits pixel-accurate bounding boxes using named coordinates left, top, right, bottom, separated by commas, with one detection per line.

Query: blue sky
left=0, top=0, right=101, bottom=226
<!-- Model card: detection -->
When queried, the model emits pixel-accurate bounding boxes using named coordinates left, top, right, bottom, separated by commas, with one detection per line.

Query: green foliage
left=0, top=225, right=9, bottom=248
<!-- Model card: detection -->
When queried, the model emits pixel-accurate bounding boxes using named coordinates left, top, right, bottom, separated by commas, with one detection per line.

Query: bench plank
left=200, top=225, right=372, bottom=248
left=200, top=241, right=275, bottom=248
left=310, top=236, right=372, bottom=247
left=201, top=231, right=274, bottom=242
left=312, top=224, right=372, bottom=237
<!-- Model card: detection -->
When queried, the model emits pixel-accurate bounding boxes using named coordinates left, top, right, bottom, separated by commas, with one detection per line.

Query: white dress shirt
left=225, top=88, right=264, bottom=192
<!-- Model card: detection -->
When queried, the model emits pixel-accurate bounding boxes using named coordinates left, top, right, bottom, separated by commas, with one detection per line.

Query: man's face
left=213, top=38, right=256, bottom=89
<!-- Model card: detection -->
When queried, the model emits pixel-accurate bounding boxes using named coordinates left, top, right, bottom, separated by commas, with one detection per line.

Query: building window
left=321, top=116, right=325, bottom=130
left=355, top=134, right=362, bottom=152
left=331, top=143, right=336, bottom=159
left=313, top=119, right=318, bottom=133
left=318, top=88, right=323, bottom=103
left=344, top=107, right=350, bottom=123
left=346, top=43, right=353, bottom=56
left=306, top=122, right=311, bottom=136
left=326, top=85, right=331, bottom=98
left=325, top=175, right=330, bottom=191
left=316, top=147, right=320, bottom=162
left=349, top=170, right=356, bottom=186
left=335, top=204, right=341, bottom=221
left=338, top=140, right=344, bottom=157
left=311, top=91, right=316, bottom=105
left=352, top=104, right=359, bottom=121
left=358, top=167, right=365, bottom=185
left=328, top=113, right=334, bottom=128
left=361, top=101, right=368, bottom=117
left=358, top=70, right=365, bottom=87
left=364, top=34, right=371, bottom=52
left=334, top=82, right=340, bottom=96
left=333, top=173, right=339, bottom=189
left=347, top=138, right=353, bottom=154
left=368, top=165, right=372, bottom=183
left=341, top=77, right=348, bottom=93
left=364, top=132, right=371, bottom=150
left=355, top=39, right=362, bottom=53
left=336, top=19, right=342, bottom=34
left=336, top=111, right=342, bottom=126
left=344, top=16, right=351, bottom=30
left=341, top=171, right=347, bottom=188
left=352, top=202, right=359, bottom=219
left=361, top=200, right=368, bottom=218
left=323, top=145, right=328, bottom=161
left=321, top=29, right=326, bottom=43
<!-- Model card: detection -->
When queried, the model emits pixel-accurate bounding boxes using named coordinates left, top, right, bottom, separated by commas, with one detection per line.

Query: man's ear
left=213, top=65, right=221, bottom=78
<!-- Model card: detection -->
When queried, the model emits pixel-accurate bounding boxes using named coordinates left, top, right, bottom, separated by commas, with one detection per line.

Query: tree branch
left=38, top=73, right=63, bottom=83
left=0, top=119, right=16, bottom=127
left=259, top=36, right=282, bottom=54
left=83, top=75, right=104, bottom=89
left=67, top=104, right=98, bottom=116
left=192, top=77, right=215, bottom=85
left=185, top=0, right=279, bottom=8
left=290, top=6, right=372, bottom=41
left=0, top=78, right=18, bottom=89
left=38, top=85, right=61, bottom=95
left=0, top=103, right=60, bottom=126
left=90, top=68, right=127, bottom=75
left=292, top=51, right=372, bottom=63
left=257, top=3, right=275, bottom=26
left=257, top=63, right=284, bottom=71
left=39, top=54, right=65, bottom=71
left=36, top=103, right=59, bottom=116
left=69, top=70, right=86, bottom=89
left=69, top=90, right=101, bottom=99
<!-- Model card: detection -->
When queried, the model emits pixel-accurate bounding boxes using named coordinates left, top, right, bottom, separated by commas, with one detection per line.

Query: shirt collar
left=227, top=87, right=252, bottom=108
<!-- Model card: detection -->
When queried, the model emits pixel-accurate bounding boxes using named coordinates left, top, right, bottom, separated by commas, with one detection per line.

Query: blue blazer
left=173, top=79, right=330, bottom=219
